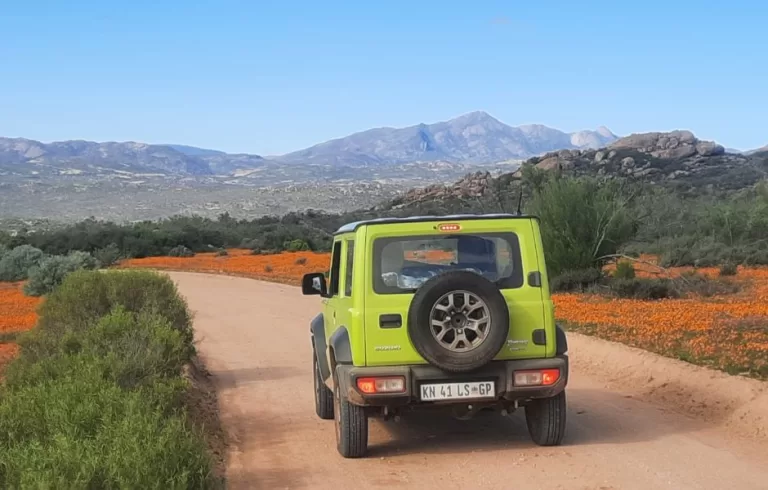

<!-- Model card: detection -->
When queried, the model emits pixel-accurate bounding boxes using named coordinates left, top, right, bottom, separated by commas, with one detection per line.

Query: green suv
left=302, top=214, right=568, bottom=458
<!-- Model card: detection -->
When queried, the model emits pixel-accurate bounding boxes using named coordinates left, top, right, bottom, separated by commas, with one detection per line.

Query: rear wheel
left=313, top=350, right=334, bottom=420
left=333, top=381, right=368, bottom=458
left=525, top=391, right=567, bottom=446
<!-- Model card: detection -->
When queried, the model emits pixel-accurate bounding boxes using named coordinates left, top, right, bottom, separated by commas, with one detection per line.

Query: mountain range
left=0, top=111, right=619, bottom=178
left=272, top=111, right=618, bottom=166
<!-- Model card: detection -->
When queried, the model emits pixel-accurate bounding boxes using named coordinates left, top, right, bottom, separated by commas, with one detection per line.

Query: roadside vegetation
left=0, top=270, right=220, bottom=488
left=0, top=244, right=103, bottom=297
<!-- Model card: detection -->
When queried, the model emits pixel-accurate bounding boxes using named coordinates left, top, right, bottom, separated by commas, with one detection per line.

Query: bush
left=0, top=373, right=212, bottom=489
left=613, top=260, right=636, bottom=279
left=550, top=269, right=603, bottom=292
left=94, top=243, right=122, bottom=267
left=0, top=269, right=216, bottom=489
left=528, top=177, right=636, bottom=277
left=24, top=252, right=98, bottom=297
left=678, top=271, right=741, bottom=297
left=284, top=239, right=310, bottom=252
left=215, top=248, right=228, bottom=257
left=719, top=262, right=738, bottom=276
left=168, top=245, right=194, bottom=258
left=7, top=308, right=191, bottom=390
left=0, top=245, right=45, bottom=282
left=36, top=270, right=192, bottom=340
left=608, top=278, right=679, bottom=300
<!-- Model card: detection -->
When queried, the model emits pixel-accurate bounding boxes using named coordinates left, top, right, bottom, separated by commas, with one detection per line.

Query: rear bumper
left=336, top=356, right=568, bottom=407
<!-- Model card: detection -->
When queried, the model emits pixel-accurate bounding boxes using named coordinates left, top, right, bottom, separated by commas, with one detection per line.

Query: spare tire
left=407, top=271, right=509, bottom=373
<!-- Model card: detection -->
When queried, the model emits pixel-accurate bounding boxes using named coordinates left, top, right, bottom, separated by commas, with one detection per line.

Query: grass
left=0, top=270, right=220, bottom=489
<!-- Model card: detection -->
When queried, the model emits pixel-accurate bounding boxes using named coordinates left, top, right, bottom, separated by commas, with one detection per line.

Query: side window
left=329, top=241, right=342, bottom=297
left=344, top=240, right=355, bottom=297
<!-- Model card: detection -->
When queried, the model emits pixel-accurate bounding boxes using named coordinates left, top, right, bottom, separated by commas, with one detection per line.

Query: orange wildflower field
left=0, top=282, right=42, bottom=372
left=121, top=250, right=768, bottom=379
left=119, top=249, right=329, bottom=285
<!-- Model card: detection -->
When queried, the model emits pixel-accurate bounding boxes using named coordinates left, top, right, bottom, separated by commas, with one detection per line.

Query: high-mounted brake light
left=356, top=376, right=406, bottom=394
left=513, top=369, right=560, bottom=387
left=438, top=223, right=461, bottom=232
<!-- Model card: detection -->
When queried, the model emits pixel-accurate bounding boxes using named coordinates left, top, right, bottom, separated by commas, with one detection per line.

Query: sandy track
left=170, top=272, right=768, bottom=490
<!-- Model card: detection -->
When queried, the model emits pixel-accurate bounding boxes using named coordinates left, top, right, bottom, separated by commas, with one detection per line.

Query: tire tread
left=525, top=391, right=567, bottom=446
left=314, top=351, right=334, bottom=420
left=335, top=384, right=368, bottom=458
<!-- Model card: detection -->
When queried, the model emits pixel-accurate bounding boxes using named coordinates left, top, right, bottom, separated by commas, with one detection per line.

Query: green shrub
left=94, top=243, right=122, bottom=267
left=528, top=177, right=636, bottom=277
left=36, top=270, right=192, bottom=340
left=613, top=260, right=636, bottom=279
left=7, top=308, right=192, bottom=390
left=608, top=277, right=679, bottom=300
left=168, top=245, right=194, bottom=258
left=284, top=239, right=310, bottom=252
left=0, top=245, right=45, bottom=282
left=0, top=268, right=216, bottom=489
left=719, top=262, right=738, bottom=276
left=0, top=373, right=213, bottom=489
left=550, top=268, right=603, bottom=292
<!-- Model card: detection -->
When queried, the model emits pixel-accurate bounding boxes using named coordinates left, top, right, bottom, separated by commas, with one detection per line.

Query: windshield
left=372, top=233, right=524, bottom=294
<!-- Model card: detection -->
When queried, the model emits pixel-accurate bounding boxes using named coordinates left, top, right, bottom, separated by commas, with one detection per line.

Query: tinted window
left=329, top=241, right=342, bottom=296
left=344, top=240, right=354, bottom=297
left=373, top=233, right=523, bottom=294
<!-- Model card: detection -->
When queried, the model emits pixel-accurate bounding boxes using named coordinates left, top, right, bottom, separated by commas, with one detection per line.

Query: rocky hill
left=392, top=130, right=768, bottom=208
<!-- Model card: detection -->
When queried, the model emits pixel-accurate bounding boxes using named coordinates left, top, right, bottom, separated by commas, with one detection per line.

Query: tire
left=333, top=381, right=368, bottom=458
left=525, top=391, right=567, bottom=446
left=407, top=271, right=509, bottom=373
left=313, top=350, right=334, bottom=420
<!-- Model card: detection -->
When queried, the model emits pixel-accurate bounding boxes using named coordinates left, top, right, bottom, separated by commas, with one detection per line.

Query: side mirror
left=302, top=272, right=327, bottom=296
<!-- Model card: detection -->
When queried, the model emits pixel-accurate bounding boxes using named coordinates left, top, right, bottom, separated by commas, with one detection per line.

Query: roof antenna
left=515, top=187, right=524, bottom=215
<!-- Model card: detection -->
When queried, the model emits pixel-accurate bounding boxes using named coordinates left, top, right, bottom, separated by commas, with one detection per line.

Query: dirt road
left=171, top=272, right=768, bottom=490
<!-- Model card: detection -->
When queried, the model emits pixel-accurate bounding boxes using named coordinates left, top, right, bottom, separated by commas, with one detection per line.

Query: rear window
left=372, top=233, right=524, bottom=294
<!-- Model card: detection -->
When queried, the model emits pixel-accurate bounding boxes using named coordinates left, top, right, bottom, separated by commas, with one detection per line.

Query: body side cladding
left=329, top=326, right=353, bottom=364
left=310, top=314, right=331, bottom=381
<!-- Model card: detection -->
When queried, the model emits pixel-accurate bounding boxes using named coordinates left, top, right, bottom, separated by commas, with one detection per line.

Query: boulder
left=652, top=145, right=697, bottom=160
left=696, top=141, right=725, bottom=156
left=594, top=151, right=606, bottom=163
left=536, top=157, right=561, bottom=170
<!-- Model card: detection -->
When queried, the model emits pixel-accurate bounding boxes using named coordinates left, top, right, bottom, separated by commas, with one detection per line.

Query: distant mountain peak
left=596, top=126, right=616, bottom=138
left=275, top=111, right=618, bottom=166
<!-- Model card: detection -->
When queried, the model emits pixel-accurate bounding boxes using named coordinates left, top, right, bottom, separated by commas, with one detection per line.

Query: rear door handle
left=379, top=314, right=402, bottom=329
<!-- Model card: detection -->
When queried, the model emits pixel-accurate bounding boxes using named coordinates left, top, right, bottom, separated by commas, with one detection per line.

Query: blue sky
left=1, top=0, right=766, bottom=154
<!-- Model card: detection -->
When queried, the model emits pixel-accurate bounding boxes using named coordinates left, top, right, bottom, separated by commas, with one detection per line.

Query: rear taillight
left=513, top=369, right=560, bottom=387
left=356, top=376, right=406, bottom=394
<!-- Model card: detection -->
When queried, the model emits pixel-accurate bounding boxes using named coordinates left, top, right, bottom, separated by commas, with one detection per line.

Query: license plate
left=419, top=381, right=495, bottom=401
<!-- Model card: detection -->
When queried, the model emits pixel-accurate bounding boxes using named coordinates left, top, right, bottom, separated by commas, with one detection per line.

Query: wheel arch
left=311, top=314, right=332, bottom=381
